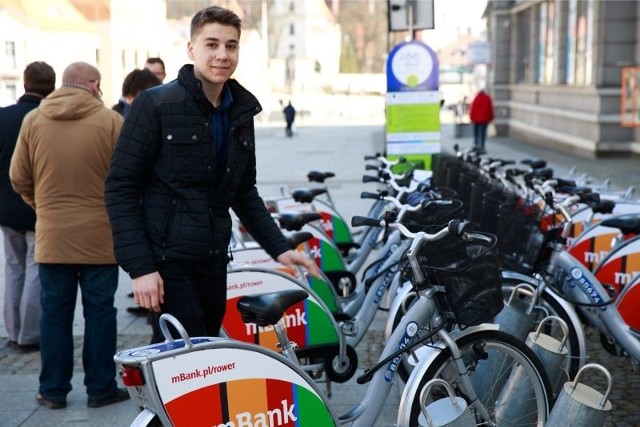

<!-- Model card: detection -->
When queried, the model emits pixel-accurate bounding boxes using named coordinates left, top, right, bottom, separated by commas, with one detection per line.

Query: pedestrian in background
left=469, top=89, right=494, bottom=153
left=105, top=5, right=320, bottom=344
left=10, top=61, right=128, bottom=410
left=283, top=100, right=296, bottom=137
left=113, top=69, right=162, bottom=316
left=0, top=61, right=55, bottom=354
left=144, top=57, right=167, bottom=83
left=112, top=68, right=162, bottom=117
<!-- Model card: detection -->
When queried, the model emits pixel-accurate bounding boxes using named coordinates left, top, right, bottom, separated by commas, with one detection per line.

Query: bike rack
left=546, top=363, right=613, bottom=426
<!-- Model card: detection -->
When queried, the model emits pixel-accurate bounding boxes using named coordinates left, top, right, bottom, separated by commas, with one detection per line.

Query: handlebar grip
left=351, top=216, right=383, bottom=228
left=365, top=164, right=379, bottom=171
left=555, top=178, right=576, bottom=188
left=579, top=192, right=600, bottom=204
left=448, top=219, right=470, bottom=236
left=362, top=175, right=382, bottom=183
left=364, top=155, right=377, bottom=161
left=360, top=191, right=381, bottom=200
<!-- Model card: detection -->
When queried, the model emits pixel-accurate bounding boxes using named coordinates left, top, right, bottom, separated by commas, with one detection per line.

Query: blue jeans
left=38, top=264, right=119, bottom=402
left=473, top=122, right=489, bottom=149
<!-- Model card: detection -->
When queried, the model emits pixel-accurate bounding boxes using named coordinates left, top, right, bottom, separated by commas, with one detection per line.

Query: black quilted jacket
left=105, top=65, right=289, bottom=279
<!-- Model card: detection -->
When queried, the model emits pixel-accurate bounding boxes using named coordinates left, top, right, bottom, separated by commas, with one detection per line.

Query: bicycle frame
left=547, top=249, right=640, bottom=363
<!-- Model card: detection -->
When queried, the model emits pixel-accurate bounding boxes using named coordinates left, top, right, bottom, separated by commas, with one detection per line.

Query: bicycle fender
left=396, top=324, right=499, bottom=426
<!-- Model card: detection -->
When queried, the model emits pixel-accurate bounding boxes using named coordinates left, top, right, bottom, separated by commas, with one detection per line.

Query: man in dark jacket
left=0, top=61, right=55, bottom=353
left=105, top=6, right=319, bottom=343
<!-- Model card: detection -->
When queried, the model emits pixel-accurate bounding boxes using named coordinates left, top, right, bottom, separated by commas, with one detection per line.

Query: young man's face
left=188, top=22, right=239, bottom=86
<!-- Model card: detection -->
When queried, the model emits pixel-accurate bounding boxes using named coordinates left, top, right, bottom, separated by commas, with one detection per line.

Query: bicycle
left=496, top=180, right=640, bottom=387
left=115, top=220, right=553, bottom=426
left=221, top=196, right=461, bottom=389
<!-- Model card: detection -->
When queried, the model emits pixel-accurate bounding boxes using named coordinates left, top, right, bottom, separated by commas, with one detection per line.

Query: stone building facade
left=485, top=0, right=640, bottom=157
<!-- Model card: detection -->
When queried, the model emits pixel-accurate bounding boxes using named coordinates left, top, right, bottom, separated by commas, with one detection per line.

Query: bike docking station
left=114, top=311, right=342, bottom=427
left=493, top=283, right=537, bottom=341
left=546, top=363, right=613, bottom=427
left=417, top=379, right=475, bottom=427
left=493, top=316, right=570, bottom=426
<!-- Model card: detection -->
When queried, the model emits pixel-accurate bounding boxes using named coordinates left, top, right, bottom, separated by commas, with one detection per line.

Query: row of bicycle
left=114, top=148, right=635, bottom=426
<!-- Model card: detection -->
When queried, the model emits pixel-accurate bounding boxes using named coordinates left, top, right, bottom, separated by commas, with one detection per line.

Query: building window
left=574, top=0, right=594, bottom=85
left=516, top=9, right=531, bottom=83
left=538, top=0, right=555, bottom=84
left=5, top=41, right=17, bottom=69
left=289, top=2, right=294, bottom=12
left=566, top=0, right=593, bottom=85
left=7, top=84, right=17, bottom=102
left=289, top=23, right=295, bottom=35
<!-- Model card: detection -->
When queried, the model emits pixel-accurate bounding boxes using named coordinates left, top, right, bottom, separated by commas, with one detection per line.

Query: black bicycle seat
left=278, top=212, right=322, bottom=231
left=307, top=170, right=335, bottom=183
left=600, top=215, right=640, bottom=235
left=237, top=290, right=309, bottom=327
left=285, top=231, right=314, bottom=249
left=291, top=188, right=328, bottom=203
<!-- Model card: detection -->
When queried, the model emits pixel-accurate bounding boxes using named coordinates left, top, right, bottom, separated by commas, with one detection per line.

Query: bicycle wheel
left=501, top=277, right=585, bottom=385
left=405, top=330, right=553, bottom=427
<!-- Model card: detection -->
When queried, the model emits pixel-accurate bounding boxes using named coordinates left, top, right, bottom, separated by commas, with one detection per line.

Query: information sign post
left=385, top=40, right=440, bottom=171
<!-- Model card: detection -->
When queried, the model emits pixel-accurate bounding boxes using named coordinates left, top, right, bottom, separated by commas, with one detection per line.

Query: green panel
left=309, top=276, right=339, bottom=313
left=386, top=103, right=441, bottom=133
left=307, top=302, right=339, bottom=346
left=295, top=386, right=337, bottom=426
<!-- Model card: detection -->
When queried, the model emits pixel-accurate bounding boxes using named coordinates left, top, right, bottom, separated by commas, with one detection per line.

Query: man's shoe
left=6, top=340, right=18, bottom=349
left=16, top=342, right=40, bottom=353
left=87, top=388, right=130, bottom=408
left=126, top=306, right=149, bottom=316
left=36, top=392, right=67, bottom=409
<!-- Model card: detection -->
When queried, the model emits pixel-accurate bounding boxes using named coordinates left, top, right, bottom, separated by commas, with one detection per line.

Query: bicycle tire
left=501, top=278, right=585, bottom=385
left=405, top=330, right=553, bottom=427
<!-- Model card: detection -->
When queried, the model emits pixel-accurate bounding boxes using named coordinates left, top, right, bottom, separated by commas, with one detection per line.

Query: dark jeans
left=473, top=122, right=489, bottom=149
left=150, top=260, right=227, bottom=344
left=38, top=264, right=119, bottom=402
left=285, top=120, right=294, bottom=137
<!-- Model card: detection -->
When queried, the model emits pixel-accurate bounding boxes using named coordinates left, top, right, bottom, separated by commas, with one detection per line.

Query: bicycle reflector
left=121, top=365, right=145, bottom=387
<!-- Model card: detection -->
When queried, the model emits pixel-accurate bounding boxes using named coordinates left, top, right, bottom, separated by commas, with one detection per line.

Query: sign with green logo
left=386, top=40, right=440, bottom=171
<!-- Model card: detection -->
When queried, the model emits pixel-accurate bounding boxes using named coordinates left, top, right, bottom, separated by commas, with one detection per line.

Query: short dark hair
left=24, top=61, right=56, bottom=97
left=190, top=6, right=241, bottom=40
left=145, top=57, right=165, bottom=72
left=121, top=68, right=162, bottom=98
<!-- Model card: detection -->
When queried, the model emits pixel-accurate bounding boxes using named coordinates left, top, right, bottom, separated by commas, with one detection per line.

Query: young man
left=10, top=61, right=127, bottom=409
left=105, top=6, right=319, bottom=343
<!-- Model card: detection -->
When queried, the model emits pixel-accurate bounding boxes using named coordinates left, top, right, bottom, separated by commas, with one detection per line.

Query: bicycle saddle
left=237, top=290, right=309, bottom=327
left=307, top=170, right=335, bottom=183
left=520, top=158, right=547, bottom=169
left=285, top=231, right=314, bottom=249
left=590, top=199, right=616, bottom=215
left=600, top=215, right=640, bottom=235
left=291, top=188, right=328, bottom=203
left=278, top=212, right=322, bottom=231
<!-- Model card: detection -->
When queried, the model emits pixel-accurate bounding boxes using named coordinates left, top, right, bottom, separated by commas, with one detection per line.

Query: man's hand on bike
left=277, top=250, right=322, bottom=279
left=132, top=272, right=165, bottom=312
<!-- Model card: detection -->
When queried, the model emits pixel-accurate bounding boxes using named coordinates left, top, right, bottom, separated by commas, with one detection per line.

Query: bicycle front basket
left=418, top=232, right=503, bottom=328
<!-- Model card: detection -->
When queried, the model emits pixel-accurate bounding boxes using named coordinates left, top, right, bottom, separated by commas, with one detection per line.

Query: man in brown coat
left=10, top=61, right=129, bottom=410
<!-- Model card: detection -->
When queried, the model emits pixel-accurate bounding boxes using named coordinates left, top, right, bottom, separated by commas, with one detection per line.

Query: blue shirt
left=209, top=84, right=233, bottom=181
